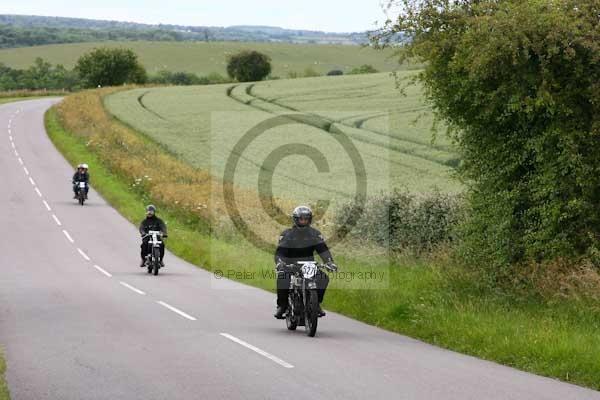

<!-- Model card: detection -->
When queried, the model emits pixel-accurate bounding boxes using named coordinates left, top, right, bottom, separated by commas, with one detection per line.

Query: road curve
left=0, top=98, right=597, bottom=400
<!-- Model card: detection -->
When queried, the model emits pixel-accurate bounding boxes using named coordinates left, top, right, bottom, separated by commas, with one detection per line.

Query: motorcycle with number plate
left=282, top=261, right=336, bottom=337
left=76, top=181, right=87, bottom=206
left=142, top=230, right=163, bottom=276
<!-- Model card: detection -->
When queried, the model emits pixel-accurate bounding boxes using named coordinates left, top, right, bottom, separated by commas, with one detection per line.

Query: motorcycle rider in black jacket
left=274, top=206, right=337, bottom=319
left=72, top=163, right=89, bottom=199
left=139, top=205, right=168, bottom=268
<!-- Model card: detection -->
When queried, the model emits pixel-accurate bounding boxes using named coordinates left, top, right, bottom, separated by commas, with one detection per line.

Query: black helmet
left=292, top=206, right=312, bottom=227
left=146, top=204, right=156, bottom=216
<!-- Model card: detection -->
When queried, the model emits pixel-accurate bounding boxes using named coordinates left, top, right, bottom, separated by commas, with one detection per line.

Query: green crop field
left=0, top=41, right=400, bottom=77
left=105, top=72, right=460, bottom=208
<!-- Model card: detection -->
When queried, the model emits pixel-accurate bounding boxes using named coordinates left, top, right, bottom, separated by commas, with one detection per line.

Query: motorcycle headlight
left=307, top=282, right=317, bottom=289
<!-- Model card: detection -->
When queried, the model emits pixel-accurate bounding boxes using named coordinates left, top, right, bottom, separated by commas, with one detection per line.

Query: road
left=0, top=98, right=597, bottom=400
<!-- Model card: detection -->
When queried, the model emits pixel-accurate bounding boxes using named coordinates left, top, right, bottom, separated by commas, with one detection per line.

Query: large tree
left=374, top=0, right=599, bottom=269
left=226, top=50, right=272, bottom=82
left=75, top=47, right=147, bottom=88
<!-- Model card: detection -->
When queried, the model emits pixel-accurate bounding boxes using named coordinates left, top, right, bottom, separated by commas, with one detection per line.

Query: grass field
left=105, top=72, right=460, bottom=206
left=0, top=41, right=400, bottom=77
left=46, top=91, right=600, bottom=390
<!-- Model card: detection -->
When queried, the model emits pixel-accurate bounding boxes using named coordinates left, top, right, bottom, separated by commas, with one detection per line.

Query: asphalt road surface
left=0, top=99, right=598, bottom=400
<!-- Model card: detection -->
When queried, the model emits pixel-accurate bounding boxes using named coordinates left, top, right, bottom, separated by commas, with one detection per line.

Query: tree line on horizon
left=0, top=47, right=379, bottom=91
left=0, top=14, right=367, bottom=49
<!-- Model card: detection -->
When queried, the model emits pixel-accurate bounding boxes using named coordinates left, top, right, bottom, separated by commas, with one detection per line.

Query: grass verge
left=0, top=350, right=9, bottom=400
left=0, top=97, right=44, bottom=106
left=45, top=93, right=600, bottom=390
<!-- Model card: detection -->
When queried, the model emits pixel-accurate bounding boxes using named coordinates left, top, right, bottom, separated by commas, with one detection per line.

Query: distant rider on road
left=274, top=206, right=336, bottom=319
left=139, top=205, right=168, bottom=268
left=72, top=163, right=89, bottom=199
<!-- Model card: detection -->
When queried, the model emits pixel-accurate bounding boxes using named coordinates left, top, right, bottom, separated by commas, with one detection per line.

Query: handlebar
left=141, top=231, right=166, bottom=239
left=280, top=262, right=337, bottom=272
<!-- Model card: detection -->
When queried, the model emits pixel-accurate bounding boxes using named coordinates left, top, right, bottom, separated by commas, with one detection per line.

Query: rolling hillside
left=0, top=41, right=399, bottom=76
left=104, top=72, right=459, bottom=204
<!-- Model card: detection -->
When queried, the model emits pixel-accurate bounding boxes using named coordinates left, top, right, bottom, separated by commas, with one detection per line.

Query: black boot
left=317, top=304, right=326, bottom=317
left=274, top=306, right=287, bottom=319
left=139, top=259, right=145, bottom=268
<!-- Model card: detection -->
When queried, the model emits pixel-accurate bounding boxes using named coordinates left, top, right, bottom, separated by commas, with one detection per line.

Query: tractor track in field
left=226, top=83, right=459, bottom=169
left=137, top=91, right=171, bottom=122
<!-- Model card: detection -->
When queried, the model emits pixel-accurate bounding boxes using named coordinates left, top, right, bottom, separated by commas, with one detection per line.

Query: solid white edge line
left=43, top=200, right=52, bottom=211
left=156, top=301, right=197, bottom=321
left=119, top=281, right=146, bottom=295
left=62, top=229, right=74, bottom=243
left=77, top=248, right=90, bottom=261
left=93, top=264, right=112, bottom=278
left=28, top=177, right=35, bottom=186
left=220, top=333, right=294, bottom=369
left=34, top=187, right=42, bottom=197
left=52, top=214, right=62, bottom=226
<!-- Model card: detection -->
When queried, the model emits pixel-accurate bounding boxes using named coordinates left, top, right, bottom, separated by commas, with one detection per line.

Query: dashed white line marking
left=77, top=248, right=91, bottom=261
left=93, top=264, right=112, bottom=278
left=18, top=158, right=24, bottom=166
left=120, top=281, right=146, bottom=295
left=43, top=200, right=52, bottom=211
left=14, top=150, right=18, bottom=157
left=62, top=229, right=74, bottom=243
left=220, top=333, right=294, bottom=369
left=8, top=135, right=12, bottom=140
left=157, top=301, right=197, bottom=321
left=52, top=214, right=62, bottom=226
left=28, top=177, right=35, bottom=186
left=34, top=187, right=42, bottom=197
left=11, top=142, right=15, bottom=149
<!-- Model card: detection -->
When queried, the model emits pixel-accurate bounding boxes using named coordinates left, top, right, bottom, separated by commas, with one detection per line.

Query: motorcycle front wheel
left=286, top=294, right=297, bottom=330
left=152, top=248, right=160, bottom=275
left=304, top=289, right=319, bottom=337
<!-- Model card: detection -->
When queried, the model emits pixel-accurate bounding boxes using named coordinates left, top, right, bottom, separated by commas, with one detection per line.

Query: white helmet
left=81, top=163, right=89, bottom=169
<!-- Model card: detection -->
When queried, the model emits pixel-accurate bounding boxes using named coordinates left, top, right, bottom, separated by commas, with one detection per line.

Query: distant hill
left=0, top=14, right=369, bottom=48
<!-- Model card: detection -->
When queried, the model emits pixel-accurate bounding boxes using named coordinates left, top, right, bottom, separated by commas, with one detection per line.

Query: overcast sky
left=1, top=1, right=390, bottom=32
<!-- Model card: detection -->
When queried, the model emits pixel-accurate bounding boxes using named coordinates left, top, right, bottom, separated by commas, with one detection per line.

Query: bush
left=75, top=47, right=147, bottom=88
left=149, top=70, right=203, bottom=85
left=374, top=0, right=600, bottom=269
left=327, top=70, right=344, bottom=76
left=348, top=64, right=378, bottom=75
left=226, top=50, right=272, bottom=82
left=336, top=190, right=464, bottom=254
left=303, top=67, right=320, bottom=77
left=0, top=58, right=80, bottom=91
left=205, top=72, right=230, bottom=84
